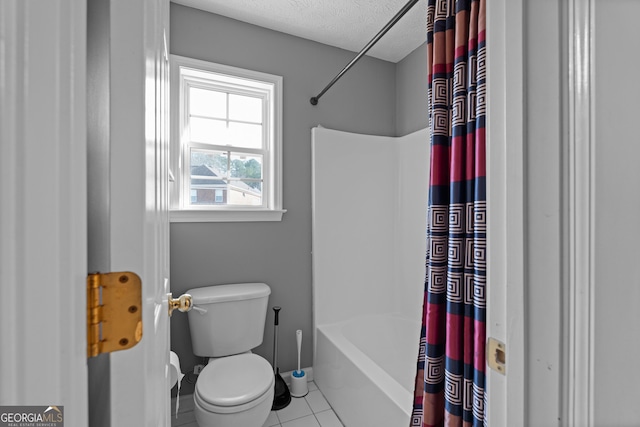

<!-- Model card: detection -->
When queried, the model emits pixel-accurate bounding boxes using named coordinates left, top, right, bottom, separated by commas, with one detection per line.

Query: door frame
left=486, top=1, right=596, bottom=425
left=563, top=0, right=595, bottom=425
left=485, top=0, right=526, bottom=425
left=0, top=1, right=88, bottom=425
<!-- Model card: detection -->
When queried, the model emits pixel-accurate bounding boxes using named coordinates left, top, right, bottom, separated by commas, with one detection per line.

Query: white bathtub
left=314, top=314, right=420, bottom=427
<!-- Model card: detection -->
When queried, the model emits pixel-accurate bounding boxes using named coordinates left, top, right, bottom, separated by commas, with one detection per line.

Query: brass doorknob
left=168, top=293, right=192, bottom=317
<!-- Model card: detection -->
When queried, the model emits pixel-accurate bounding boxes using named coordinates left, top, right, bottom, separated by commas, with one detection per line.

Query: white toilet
left=186, top=283, right=275, bottom=427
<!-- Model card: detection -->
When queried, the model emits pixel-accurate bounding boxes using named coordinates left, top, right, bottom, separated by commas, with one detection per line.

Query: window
left=170, top=55, right=285, bottom=222
left=214, top=189, right=223, bottom=204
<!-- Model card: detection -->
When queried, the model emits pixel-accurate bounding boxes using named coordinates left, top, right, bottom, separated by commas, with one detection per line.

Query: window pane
left=189, top=155, right=226, bottom=206
left=191, top=150, right=228, bottom=176
left=238, top=179, right=262, bottom=193
left=228, top=122, right=263, bottom=149
left=189, top=169, right=227, bottom=205
left=229, top=153, right=262, bottom=180
left=226, top=180, right=262, bottom=206
left=229, top=94, right=262, bottom=123
left=189, top=117, right=227, bottom=144
left=227, top=153, right=263, bottom=206
left=189, top=87, right=226, bottom=118
left=189, top=150, right=263, bottom=207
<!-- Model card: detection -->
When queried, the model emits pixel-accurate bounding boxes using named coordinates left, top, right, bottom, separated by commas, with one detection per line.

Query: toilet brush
left=290, top=329, right=308, bottom=397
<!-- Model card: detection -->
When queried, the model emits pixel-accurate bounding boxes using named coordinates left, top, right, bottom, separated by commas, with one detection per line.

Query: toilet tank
left=186, top=283, right=271, bottom=357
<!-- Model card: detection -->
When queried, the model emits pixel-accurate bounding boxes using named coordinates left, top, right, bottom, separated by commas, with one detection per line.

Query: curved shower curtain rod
left=310, top=0, right=421, bottom=106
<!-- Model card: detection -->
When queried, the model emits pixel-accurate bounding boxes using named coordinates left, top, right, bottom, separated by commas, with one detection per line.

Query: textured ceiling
left=171, top=0, right=427, bottom=63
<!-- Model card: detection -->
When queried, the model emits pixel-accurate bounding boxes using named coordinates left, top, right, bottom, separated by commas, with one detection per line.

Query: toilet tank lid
left=186, top=283, right=271, bottom=304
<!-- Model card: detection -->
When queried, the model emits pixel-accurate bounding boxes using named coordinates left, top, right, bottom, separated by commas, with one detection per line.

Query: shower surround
left=311, top=126, right=429, bottom=427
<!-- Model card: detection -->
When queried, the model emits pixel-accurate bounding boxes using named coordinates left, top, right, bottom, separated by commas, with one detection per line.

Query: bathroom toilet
left=186, top=283, right=274, bottom=427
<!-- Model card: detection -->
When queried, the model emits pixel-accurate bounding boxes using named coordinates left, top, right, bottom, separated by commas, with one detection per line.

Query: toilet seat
left=195, top=353, right=274, bottom=414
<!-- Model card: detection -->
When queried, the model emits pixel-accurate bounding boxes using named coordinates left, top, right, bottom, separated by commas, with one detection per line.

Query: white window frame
left=170, top=55, right=285, bottom=222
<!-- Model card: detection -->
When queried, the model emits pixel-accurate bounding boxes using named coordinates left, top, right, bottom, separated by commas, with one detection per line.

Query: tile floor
left=171, top=381, right=344, bottom=427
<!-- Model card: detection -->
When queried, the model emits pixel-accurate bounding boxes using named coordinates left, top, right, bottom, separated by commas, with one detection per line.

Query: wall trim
left=485, top=0, right=526, bottom=425
left=564, top=0, right=595, bottom=425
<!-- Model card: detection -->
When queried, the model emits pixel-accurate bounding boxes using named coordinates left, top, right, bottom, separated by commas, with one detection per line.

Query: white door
left=2, top=0, right=172, bottom=424
left=87, top=0, right=172, bottom=426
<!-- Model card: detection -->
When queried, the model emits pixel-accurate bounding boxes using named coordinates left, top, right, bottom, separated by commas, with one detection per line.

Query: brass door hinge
left=87, top=272, right=143, bottom=358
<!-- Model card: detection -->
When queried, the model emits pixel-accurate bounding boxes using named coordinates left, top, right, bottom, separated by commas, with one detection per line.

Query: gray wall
left=593, top=1, right=640, bottom=423
left=395, top=42, right=428, bottom=136
left=169, top=3, right=407, bottom=379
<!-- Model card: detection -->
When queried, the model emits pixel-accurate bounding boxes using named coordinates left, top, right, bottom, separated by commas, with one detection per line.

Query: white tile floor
left=171, top=381, right=344, bottom=427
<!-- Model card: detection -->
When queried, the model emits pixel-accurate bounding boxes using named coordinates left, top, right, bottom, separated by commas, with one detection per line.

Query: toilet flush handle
left=167, top=293, right=193, bottom=317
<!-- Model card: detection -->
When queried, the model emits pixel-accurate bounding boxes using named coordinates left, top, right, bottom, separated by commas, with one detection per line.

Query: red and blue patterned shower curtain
left=411, top=0, right=486, bottom=426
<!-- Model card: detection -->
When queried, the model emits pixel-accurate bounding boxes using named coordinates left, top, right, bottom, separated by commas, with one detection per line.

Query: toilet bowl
left=193, top=353, right=274, bottom=427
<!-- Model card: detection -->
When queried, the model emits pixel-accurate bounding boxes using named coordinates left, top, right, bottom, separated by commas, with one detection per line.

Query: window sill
left=170, top=209, right=286, bottom=223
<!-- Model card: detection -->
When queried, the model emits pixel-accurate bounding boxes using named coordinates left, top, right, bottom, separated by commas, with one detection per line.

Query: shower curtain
left=411, top=1, right=486, bottom=426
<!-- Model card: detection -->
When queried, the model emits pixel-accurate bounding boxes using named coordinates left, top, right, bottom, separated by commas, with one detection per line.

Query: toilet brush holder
left=290, top=329, right=308, bottom=397
left=290, top=370, right=308, bottom=397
